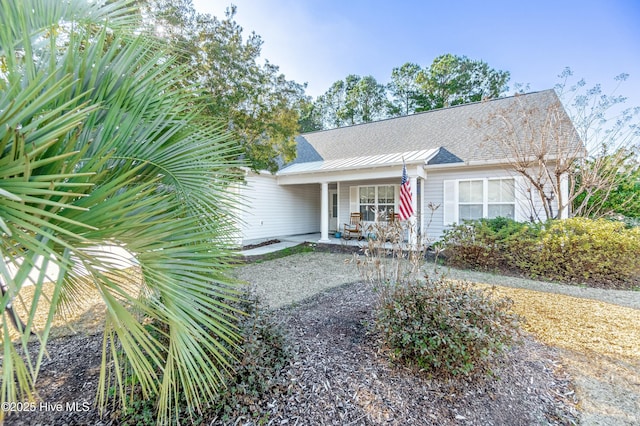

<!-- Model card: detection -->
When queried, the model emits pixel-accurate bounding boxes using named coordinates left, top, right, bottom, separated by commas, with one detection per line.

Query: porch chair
left=343, top=212, right=363, bottom=240
left=385, top=212, right=402, bottom=241
left=387, top=212, right=400, bottom=224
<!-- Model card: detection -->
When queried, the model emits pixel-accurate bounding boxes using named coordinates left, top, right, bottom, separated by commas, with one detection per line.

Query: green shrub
left=438, top=220, right=501, bottom=270
left=525, top=218, right=640, bottom=287
left=375, top=277, right=521, bottom=377
left=357, top=215, right=521, bottom=378
left=117, top=292, right=289, bottom=425
left=440, top=217, right=536, bottom=271
left=441, top=217, right=640, bottom=289
left=212, top=295, right=289, bottom=423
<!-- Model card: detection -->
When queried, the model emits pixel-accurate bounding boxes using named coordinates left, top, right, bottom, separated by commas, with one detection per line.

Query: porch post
left=319, top=182, right=330, bottom=243
left=409, top=176, right=418, bottom=246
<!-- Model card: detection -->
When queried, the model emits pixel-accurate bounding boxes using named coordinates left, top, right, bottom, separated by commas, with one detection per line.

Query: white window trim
left=350, top=184, right=400, bottom=222
left=487, top=178, right=518, bottom=218
left=443, top=177, right=519, bottom=226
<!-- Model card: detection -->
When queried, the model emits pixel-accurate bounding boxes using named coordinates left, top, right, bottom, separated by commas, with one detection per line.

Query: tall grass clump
left=354, top=209, right=521, bottom=378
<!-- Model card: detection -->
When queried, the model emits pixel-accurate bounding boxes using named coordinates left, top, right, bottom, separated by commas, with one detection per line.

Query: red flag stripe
left=399, top=162, right=413, bottom=220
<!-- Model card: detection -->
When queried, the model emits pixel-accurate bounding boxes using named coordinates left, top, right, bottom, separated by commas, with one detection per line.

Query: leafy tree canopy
left=415, top=54, right=510, bottom=111
left=312, top=55, right=510, bottom=130
left=142, top=0, right=309, bottom=172
left=387, top=62, right=422, bottom=116
left=313, top=74, right=388, bottom=129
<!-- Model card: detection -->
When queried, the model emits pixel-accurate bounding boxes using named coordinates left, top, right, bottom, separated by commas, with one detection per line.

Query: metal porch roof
left=277, top=148, right=439, bottom=176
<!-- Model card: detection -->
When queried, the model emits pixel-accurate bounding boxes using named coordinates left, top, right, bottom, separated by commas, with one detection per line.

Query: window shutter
left=443, top=180, right=457, bottom=226
left=349, top=186, right=358, bottom=214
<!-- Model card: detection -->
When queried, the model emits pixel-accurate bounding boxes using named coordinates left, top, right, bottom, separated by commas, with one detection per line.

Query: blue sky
left=192, top=0, right=640, bottom=110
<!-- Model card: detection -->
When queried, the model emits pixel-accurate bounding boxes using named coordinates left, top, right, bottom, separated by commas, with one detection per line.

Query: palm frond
left=1, top=0, right=245, bottom=423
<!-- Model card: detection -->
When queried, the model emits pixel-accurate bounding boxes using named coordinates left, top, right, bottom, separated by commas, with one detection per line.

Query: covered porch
left=276, top=149, right=443, bottom=244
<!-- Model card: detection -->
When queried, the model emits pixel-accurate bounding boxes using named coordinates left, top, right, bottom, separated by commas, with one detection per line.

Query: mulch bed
left=258, top=282, right=578, bottom=425
left=7, top=281, right=579, bottom=425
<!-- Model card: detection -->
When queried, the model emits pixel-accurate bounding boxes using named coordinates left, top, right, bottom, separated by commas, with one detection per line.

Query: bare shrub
left=352, top=208, right=522, bottom=377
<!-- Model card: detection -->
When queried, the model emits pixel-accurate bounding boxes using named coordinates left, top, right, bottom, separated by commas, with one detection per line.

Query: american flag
left=399, top=161, right=413, bottom=220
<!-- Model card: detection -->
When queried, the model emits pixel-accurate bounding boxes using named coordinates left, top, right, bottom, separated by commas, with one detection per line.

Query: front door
left=329, top=190, right=338, bottom=232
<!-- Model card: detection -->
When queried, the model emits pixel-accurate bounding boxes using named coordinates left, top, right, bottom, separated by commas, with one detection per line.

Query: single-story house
left=233, top=89, right=581, bottom=245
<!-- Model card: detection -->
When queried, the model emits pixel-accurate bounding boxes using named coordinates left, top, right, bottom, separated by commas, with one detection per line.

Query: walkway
left=239, top=233, right=364, bottom=257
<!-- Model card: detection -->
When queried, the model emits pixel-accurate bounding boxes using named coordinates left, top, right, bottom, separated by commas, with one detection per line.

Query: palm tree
left=0, top=0, right=243, bottom=422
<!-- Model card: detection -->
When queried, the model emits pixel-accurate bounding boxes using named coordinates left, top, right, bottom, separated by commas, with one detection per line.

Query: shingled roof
left=289, top=89, right=581, bottom=169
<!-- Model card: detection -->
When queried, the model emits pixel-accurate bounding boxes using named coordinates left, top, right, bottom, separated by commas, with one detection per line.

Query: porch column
left=409, top=176, right=418, bottom=246
left=410, top=177, right=418, bottom=220
left=417, top=177, right=424, bottom=242
left=319, top=182, right=330, bottom=243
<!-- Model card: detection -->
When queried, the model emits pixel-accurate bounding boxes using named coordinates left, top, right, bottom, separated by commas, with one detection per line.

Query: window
left=487, top=179, right=515, bottom=219
left=377, top=185, right=395, bottom=218
left=458, top=180, right=483, bottom=221
left=358, top=185, right=396, bottom=221
left=444, top=178, right=516, bottom=225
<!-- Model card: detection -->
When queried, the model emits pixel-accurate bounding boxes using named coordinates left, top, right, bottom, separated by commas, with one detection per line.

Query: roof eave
left=276, top=157, right=427, bottom=177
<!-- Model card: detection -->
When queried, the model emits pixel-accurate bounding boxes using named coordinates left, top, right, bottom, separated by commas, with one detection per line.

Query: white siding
left=238, top=173, right=320, bottom=243
left=442, top=180, right=457, bottom=227
left=424, top=166, right=553, bottom=241
left=236, top=164, right=560, bottom=245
